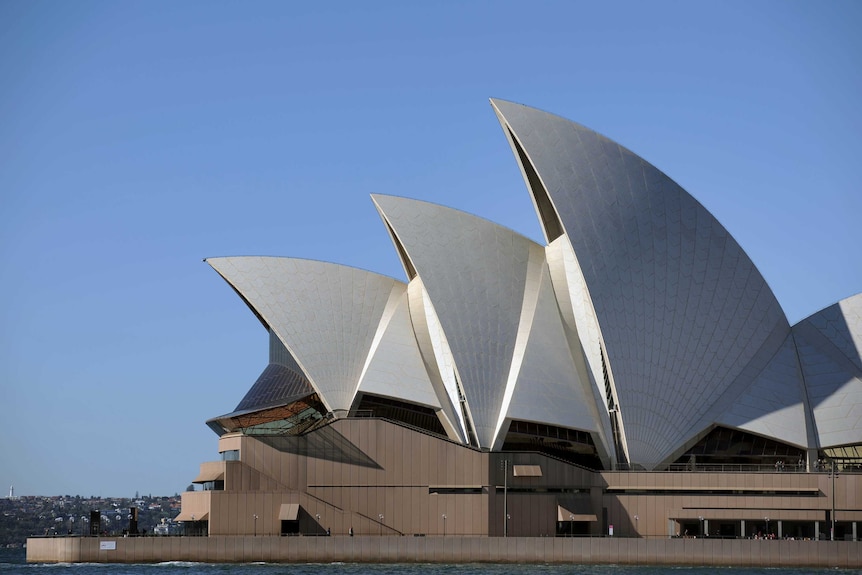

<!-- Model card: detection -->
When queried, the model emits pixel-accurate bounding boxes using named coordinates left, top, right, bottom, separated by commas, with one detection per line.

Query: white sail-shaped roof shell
left=491, top=99, right=793, bottom=467
left=498, top=250, right=608, bottom=457
left=207, top=257, right=422, bottom=414
left=712, top=333, right=811, bottom=448
left=373, top=194, right=602, bottom=450
left=545, top=235, right=620, bottom=463
left=372, top=194, right=531, bottom=448
left=795, top=293, right=862, bottom=449
left=356, top=287, right=441, bottom=410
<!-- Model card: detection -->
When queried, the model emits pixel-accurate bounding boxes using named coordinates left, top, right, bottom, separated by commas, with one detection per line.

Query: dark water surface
left=1, top=549, right=859, bottom=575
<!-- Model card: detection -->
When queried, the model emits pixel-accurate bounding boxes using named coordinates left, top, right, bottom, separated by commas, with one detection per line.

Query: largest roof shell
left=491, top=99, right=795, bottom=467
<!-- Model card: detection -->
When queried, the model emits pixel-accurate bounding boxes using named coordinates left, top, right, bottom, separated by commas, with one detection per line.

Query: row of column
left=671, top=518, right=858, bottom=541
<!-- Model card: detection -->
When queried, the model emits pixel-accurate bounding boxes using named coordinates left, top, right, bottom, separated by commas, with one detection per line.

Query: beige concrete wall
left=26, top=537, right=81, bottom=563
left=215, top=419, right=496, bottom=537
left=218, top=433, right=242, bottom=453
left=601, top=470, right=862, bottom=539
left=203, top=420, right=604, bottom=538
left=180, top=490, right=211, bottom=520
left=27, top=535, right=862, bottom=568
left=181, top=418, right=861, bottom=541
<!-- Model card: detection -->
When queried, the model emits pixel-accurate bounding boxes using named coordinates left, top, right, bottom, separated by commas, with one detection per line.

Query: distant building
left=179, top=100, right=861, bottom=541
left=152, top=518, right=179, bottom=536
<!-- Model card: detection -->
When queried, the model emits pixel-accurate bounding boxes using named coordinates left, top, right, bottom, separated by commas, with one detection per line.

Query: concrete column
left=777, top=520, right=783, bottom=539
left=668, top=519, right=675, bottom=538
left=852, top=522, right=857, bottom=542
left=741, top=519, right=745, bottom=538
left=815, top=522, right=820, bottom=540
left=703, top=519, right=709, bottom=537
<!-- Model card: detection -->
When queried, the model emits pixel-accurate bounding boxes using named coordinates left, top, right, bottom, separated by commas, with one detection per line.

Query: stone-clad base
left=26, top=536, right=861, bottom=568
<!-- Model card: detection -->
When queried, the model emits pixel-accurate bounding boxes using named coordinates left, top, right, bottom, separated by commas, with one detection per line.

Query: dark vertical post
left=502, top=459, right=509, bottom=537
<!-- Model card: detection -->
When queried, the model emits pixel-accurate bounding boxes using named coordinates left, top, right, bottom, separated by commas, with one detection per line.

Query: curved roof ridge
left=792, top=291, right=862, bottom=328
left=371, top=193, right=541, bottom=245
left=205, top=255, right=406, bottom=286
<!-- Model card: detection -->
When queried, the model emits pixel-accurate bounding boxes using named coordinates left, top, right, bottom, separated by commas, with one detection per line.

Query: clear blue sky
left=1, top=1, right=859, bottom=497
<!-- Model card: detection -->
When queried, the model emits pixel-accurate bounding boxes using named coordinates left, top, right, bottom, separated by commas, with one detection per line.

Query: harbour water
left=2, top=549, right=860, bottom=575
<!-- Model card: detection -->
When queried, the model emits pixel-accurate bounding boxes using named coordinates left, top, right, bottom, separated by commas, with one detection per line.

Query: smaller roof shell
left=207, top=257, right=408, bottom=415
left=794, top=292, right=862, bottom=449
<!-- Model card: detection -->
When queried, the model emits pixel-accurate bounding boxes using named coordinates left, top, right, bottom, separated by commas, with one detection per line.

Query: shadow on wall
left=255, top=424, right=382, bottom=469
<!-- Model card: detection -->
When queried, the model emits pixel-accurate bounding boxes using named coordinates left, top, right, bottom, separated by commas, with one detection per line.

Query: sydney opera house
left=178, top=100, right=861, bottom=542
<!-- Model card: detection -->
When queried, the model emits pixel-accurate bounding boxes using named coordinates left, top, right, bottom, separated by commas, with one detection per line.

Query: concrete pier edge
left=26, top=536, right=861, bottom=568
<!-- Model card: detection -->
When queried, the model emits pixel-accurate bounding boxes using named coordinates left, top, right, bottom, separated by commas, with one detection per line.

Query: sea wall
left=26, top=536, right=861, bottom=568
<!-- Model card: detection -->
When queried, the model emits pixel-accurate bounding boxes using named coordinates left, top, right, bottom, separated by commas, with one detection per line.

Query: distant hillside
left=0, top=494, right=181, bottom=546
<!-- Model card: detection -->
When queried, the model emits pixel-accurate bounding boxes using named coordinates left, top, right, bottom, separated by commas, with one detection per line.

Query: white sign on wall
left=99, top=541, right=116, bottom=550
